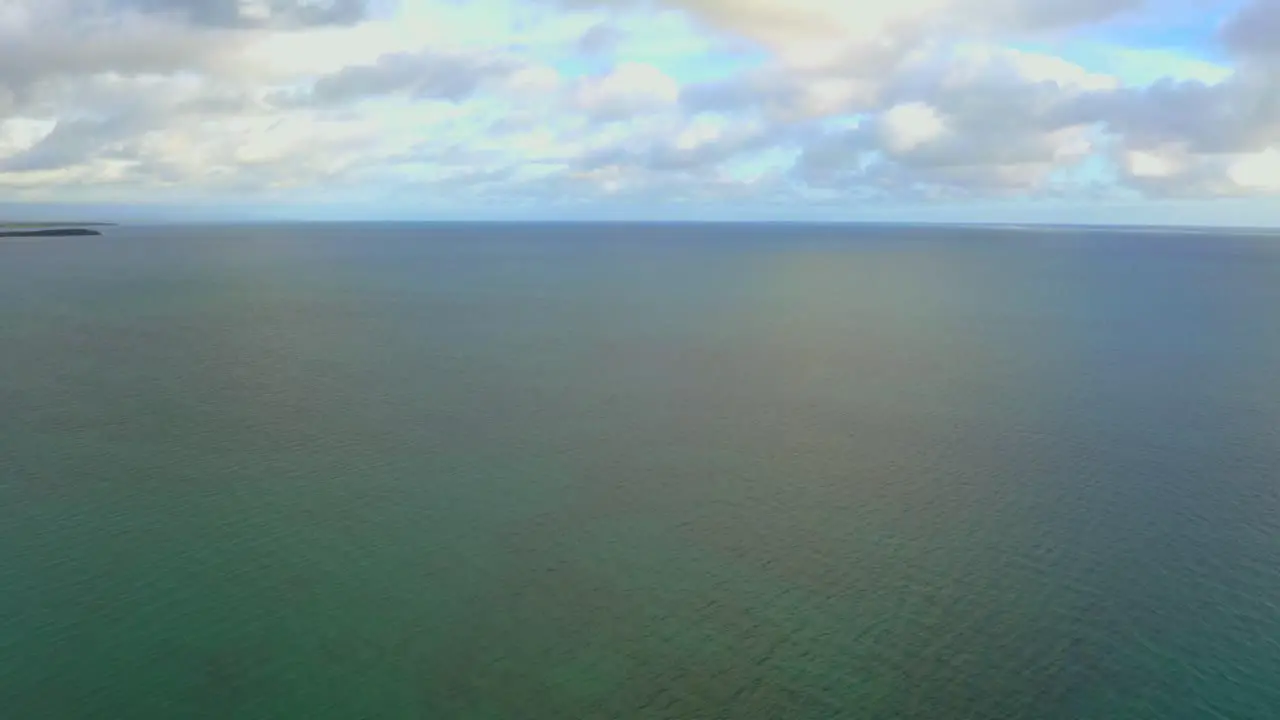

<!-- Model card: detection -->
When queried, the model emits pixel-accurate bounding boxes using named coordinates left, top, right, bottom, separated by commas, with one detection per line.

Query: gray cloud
left=1068, top=75, right=1280, bottom=154
left=0, top=1, right=368, bottom=104
left=114, top=0, right=373, bottom=28
left=577, top=23, right=624, bottom=56
left=681, top=72, right=804, bottom=116
left=0, top=2, right=249, bottom=112
left=1, top=116, right=140, bottom=173
left=678, top=30, right=932, bottom=123
left=988, top=0, right=1145, bottom=31
left=781, top=47, right=1115, bottom=198
left=547, top=0, right=1144, bottom=47
left=785, top=44, right=1100, bottom=190
left=792, top=135, right=1067, bottom=199
left=278, top=51, right=520, bottom=106
left=0, top=25, right=234, bottom=92
left=1221, top=0, right=1280, bottom=60
left=0, top=69, right=269, bottom=179
left=574, top=121, right=802, bottom=174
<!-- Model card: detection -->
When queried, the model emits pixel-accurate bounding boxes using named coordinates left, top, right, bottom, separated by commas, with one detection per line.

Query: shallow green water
left=3, top=224, right=1280, bottom=718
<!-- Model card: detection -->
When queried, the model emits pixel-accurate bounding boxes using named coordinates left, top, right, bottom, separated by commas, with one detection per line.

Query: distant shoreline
left=0, top=228, right=104, bottom=238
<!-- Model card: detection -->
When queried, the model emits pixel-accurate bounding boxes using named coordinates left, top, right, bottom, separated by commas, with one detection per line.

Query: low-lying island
left=0, top=228, right=104, bottom=238
left=0, top=223, right=113, bottom=238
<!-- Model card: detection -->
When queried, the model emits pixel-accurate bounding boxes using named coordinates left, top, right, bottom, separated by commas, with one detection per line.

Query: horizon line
left=98, top=219, right=1280, bottom=233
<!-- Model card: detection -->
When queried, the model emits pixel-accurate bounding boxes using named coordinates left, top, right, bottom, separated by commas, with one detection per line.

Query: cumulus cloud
left=788, top=43, right=1112, bottom=196
left=1, top=0, right=1279, bottom=213
left=880, top=103, right=949, bottom=154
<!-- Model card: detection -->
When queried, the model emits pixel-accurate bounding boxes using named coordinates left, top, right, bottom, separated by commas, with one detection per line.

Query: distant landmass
left=0, top=228, right=103, bottom=238
left=0, top=223, right=113, bottom=238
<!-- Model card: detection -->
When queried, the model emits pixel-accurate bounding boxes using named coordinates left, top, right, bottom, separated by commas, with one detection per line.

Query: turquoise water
left=3, top=223, right=1280, bottom=718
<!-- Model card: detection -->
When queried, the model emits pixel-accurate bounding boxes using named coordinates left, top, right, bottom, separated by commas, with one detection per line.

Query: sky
left=2, top=0, right=1280, bottom=224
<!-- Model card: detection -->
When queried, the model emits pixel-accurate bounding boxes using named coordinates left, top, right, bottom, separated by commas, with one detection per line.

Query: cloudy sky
left=2, top=0, right=1280, bottom=224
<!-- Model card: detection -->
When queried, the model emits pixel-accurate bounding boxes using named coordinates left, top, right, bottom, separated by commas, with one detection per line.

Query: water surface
left=3, top=223, right=1280, bottom=718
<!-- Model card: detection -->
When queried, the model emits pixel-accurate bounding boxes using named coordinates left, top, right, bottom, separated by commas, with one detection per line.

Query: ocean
left=2, top=223, right=1279, bottom=718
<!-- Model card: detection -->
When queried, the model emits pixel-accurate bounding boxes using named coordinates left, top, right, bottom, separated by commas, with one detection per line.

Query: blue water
left=2, top=223, right=1279, bottom=718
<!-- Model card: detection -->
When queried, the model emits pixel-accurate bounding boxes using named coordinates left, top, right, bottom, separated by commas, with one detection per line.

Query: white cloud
left=575, top=62, right=680, bottom=119
left=1228, top=148, right=1280, bottom=191
left=674, top=114, right=725, bottom=150
left=1125, top=145, right=1188, bottom=179
left=880, top=102, right=949, bottom=153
